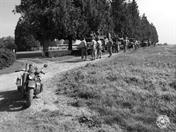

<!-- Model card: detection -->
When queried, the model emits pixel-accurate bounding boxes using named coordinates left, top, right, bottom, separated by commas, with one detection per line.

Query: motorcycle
left=15, top=63, right=48, bottom=107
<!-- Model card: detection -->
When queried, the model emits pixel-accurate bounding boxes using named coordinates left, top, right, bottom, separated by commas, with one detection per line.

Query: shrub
left=0, top=48, right=16, bottom=69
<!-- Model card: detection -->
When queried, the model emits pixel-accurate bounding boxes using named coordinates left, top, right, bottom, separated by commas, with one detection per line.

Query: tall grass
left=56, top=46, right=176, bottom=131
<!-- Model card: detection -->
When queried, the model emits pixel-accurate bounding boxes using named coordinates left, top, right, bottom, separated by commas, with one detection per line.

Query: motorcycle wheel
left=26, top=88, right=34, bottom=107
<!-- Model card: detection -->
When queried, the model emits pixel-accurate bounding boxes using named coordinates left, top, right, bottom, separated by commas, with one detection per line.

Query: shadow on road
left=61, top=59, right=84, bottom=63
left=0, top=90, right=27, bottom=112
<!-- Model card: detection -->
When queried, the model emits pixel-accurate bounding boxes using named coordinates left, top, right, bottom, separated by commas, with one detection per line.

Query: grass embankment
left=57, top=46, right=176, bottom=132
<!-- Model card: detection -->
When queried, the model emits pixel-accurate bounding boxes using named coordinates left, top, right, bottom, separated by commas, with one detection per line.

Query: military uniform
left=80, top=39, right=87, bottom=61
left=107, top=33, right=113, bottom=57
left=91, top=39, right=97, bottom=60
left=124, top=37, right=129, bottom=52
left=97, top=39, right=102, bottom=59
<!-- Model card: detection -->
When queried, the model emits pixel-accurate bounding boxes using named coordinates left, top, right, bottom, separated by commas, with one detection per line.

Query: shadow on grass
left=0, top=90, right=27, bottom=112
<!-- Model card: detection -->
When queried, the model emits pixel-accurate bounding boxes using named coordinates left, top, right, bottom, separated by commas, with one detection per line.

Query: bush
left=0, top=48, right=16, bottom=69
left=0, top=36, right=17, bottom=50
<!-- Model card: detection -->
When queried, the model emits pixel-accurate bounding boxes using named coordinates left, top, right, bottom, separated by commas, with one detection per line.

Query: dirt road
left=0, top=54, right=110, bottom=132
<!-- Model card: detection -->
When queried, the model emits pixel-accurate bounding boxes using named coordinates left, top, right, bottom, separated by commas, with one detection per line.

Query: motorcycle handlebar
left=15, top=70, right=45, bottom=74
left=15, top=69, right=25, bottom=72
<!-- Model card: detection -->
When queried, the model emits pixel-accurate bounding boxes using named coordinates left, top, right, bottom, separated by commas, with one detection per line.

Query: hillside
left=56, top=45, right=176, bottom=132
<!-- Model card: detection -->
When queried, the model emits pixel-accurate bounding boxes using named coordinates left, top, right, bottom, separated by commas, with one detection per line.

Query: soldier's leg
left=81, top=48, right=84, bottom=60
left=110, top=46, right=112, bottom=57
left=95, top=49, right=97, bottom=59
left=94, top=50, right=96, bottom=60
left=91, top=49, right=94, bottom=60
left=92, top=49, right=95, bottom=60
left=99, top=49, right=102, bottom=58
left=124, top=45, right=126, bottom=52
left=85, top=48, right=88, bottom=60
left=117, top=44, right=120, bottom=52
left=96, top=49, right=98, bottom=59
left=115, top=45, right=117, bottom=53
left=107, top=47, right=110, bottom=57
left=97, top=49, right=100, bottom=59
left=83, top=48, right=86, bottom=60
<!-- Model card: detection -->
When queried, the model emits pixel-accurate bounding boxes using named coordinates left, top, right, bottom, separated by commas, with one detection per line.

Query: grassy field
left=56, top=45, right=176, bottom=132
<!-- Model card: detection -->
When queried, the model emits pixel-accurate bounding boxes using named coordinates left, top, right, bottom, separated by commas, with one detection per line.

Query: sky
left=0, top=0, right=176, bottom=44
left=137, top=0, right=176, bottom=44
left=0, top=0, right=20, bottom=38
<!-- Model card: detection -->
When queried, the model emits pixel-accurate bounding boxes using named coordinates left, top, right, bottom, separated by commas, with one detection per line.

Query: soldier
left=96, top=37, right=102, bottom=59
left=107, top=33, right=113, bottom=57
left=80, top=37, right=87, bottom=61
left=114, top=35, right=120, bottom=53
left=134, top=40, right=138, bottom=50
left=124, top=37, right=129, bottom=52
left=91, top=36, right=97, bottom=60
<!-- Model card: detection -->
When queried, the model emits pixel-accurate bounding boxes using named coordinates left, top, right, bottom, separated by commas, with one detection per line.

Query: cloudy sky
left=0, top=0, right=176, bottom=44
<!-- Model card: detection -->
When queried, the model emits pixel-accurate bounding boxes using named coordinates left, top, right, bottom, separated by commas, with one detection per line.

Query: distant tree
left=111, top=0, right=126, bottom=36
left=15, top=0, right=158, bottom=53
left=15, top=0, right=92, bottom=55
left=15, top=18, right=40, bottom=51
left=0, top=36, right=17, bottom=50
left=150, top=23, right=158, bottom=45
left=111, top=0, right=159, bottom=45
left=140, top=14, right=150, bottom=41
left=127, top=0, right=141, bottom=39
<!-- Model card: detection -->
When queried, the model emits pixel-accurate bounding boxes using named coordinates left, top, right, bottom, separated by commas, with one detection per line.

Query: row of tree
left=112, top=0, right=158, bottom=43
left=15, top=0, right=158, bottom=55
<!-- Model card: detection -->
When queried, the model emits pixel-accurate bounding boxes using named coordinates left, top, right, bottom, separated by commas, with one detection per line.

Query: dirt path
left=0, top=54, right=111, bottom=132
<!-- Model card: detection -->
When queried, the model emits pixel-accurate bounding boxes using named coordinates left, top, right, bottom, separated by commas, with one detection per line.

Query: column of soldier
left=79, top=33, right=141, bottom=61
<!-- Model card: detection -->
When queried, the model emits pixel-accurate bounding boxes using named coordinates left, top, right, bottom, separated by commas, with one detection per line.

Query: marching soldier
left=124, top=37, right=129, bottom=52
left=96, top=37, right=102, bottom=59
left=80, top=37, right=87, bottom=61
left=91, top=36, right=97, bottom=60
left=107, top=33, right=113, bottom=57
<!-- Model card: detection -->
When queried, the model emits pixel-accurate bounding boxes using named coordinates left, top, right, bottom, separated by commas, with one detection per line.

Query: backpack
left=97, top=40, right=102, bottom=49
left=79, top=40, right=86, bottom=48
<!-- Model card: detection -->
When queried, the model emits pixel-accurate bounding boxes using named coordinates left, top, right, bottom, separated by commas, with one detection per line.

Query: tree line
left=14, top=0, right=158, bottom=55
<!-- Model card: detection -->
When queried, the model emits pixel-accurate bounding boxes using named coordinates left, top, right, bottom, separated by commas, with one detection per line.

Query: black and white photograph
left=0, top=0, right=176, bottom=131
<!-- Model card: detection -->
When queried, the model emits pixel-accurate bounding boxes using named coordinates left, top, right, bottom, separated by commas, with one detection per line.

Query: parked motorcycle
left=15, top=63, right=48, bottom=107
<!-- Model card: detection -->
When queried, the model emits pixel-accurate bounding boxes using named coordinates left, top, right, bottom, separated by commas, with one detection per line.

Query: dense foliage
left=15, top=0, right=158, bottom=54
left=0, top=37, right=16, bottom=69
left=15, top=19, right=40, bottom=51
left=0, top=36, right=17, bottom=50
left=112, top=0, right=158, bottom=43
left=0, top=48, right=16, bottom=69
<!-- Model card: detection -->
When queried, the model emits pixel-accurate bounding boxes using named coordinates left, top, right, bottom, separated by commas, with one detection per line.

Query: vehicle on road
left=15, top=63, right=47, bottom=107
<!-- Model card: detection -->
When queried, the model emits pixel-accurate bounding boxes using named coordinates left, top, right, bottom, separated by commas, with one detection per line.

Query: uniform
left=107, top=40, right=113, bottom=57
left=134, top=40, right=138, bottom=50
left=124, top=38, right=129, bottom=52
left=91, top=39, right=97, bottom=60
left=80, top=39, right=87, bottom=61
left=97, top=40, right=102, bottom=59
left=107, top=33, right=113, bottom=57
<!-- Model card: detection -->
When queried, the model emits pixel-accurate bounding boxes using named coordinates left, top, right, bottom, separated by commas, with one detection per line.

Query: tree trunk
left=68, top=38, right=72, bottom=51
left=41, top=40, right=49, bottom=57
